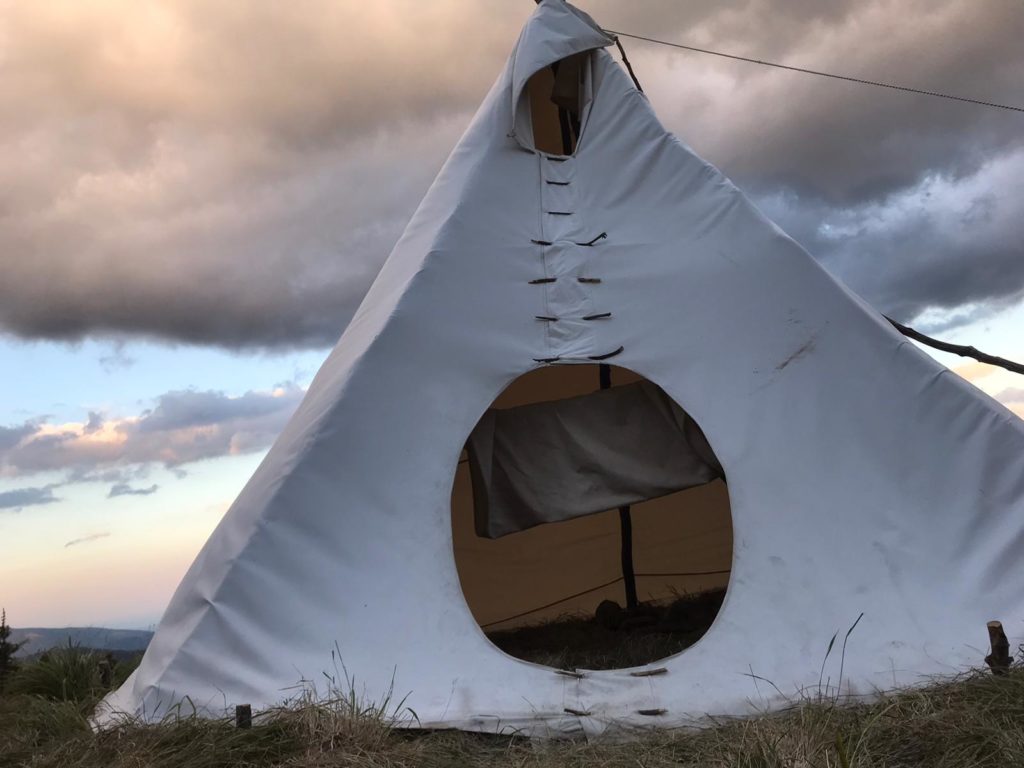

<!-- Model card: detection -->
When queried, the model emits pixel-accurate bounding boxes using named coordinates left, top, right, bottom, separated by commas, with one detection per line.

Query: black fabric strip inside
left=545, top=180, right=571, bottom=186
left=547, top=211, right=573, bottom=216
left=582, top=312, right=612, bottom=321
left=558, top=106, right=573, bottom=156
left=528, top=277, right=557, bottom=284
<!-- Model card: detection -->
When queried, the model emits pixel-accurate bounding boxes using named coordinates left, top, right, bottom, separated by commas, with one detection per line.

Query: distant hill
left=11, top=627, right=153, bottom=658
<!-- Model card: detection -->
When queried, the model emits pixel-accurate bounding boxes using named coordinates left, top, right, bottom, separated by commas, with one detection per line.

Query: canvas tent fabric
left=467, top=380, right=723, bottom=538
left=98, top=0, right=1024, bottom=738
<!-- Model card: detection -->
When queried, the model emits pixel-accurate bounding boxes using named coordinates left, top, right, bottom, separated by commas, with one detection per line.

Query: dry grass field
left=4, top=640, right=1024, bottom=767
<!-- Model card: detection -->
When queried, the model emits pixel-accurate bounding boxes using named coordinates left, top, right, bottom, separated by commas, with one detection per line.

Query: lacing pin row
left=533, top=346, right=625, bottom=364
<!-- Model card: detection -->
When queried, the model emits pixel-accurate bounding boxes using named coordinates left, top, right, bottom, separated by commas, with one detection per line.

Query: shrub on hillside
left=9, top=643, right=104, bottom=703
left=9, top=644, right=143, bottom=708
left=0, top=608, right=24, bottom=692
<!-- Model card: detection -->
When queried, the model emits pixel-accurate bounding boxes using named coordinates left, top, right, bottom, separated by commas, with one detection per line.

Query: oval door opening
left=451, top=364, right=733, bottom=670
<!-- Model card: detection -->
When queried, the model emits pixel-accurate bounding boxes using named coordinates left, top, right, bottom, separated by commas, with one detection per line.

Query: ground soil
left=486, top=588, right=725, bottom=669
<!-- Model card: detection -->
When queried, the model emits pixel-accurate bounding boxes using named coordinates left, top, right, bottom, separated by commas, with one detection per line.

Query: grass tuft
left=5, top=648, right=1024, bottom=766
left=7, top=643, right=140, bottom=708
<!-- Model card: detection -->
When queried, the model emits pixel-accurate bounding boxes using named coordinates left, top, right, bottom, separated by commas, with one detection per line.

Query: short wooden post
left=985, top=621, right=1011, bottom=675
left=235, top=704, right=252, bottom=729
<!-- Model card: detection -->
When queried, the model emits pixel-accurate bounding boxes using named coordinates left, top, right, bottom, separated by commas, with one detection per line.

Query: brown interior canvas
left=527, top=53, right=589, bottom=155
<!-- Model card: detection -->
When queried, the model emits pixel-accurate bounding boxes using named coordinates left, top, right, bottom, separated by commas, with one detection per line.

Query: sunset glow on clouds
left=1, top=0, right=1022, bottom=628
left=1, top=384, right=304, bottom=483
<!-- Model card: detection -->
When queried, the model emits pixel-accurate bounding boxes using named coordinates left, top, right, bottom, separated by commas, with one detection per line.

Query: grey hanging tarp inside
left=467, top=380, right=724, bottom=538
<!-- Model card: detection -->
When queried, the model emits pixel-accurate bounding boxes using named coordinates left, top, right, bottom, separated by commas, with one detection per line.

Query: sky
left=1, top=0, right=1023, bottom=629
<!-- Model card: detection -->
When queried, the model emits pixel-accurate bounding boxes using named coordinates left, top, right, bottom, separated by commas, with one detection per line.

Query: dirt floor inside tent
left=485, top=588, right=726, bottom=670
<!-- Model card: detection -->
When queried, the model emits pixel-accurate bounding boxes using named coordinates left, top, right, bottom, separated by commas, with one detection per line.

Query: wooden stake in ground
left=985, top=621, right=1011, bottom=675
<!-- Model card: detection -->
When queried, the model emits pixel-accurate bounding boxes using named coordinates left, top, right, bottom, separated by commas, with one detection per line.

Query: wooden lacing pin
left=576, top=232, right=608, bottom=247
left=630, top=668, right=668, bottom=678
left=637, top=708, right=667, bottom=716
left=588, top=346, right=624, bottom=361
left=563, top=707, right=591, bottom=716
left=554, top=669, right=584, bottom=679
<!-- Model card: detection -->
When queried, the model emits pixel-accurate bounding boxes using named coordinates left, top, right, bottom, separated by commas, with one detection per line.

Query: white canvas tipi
left=99, top=0, right=1024, bottom=737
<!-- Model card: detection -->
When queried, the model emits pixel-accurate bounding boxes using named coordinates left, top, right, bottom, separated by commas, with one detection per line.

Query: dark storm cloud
left=598, top=0, right=1024, bottom=324
left=0, top=385, right=305, bottom=479
left=0, top=0, right=1021, bottom=348
left=98, top=346, right=136, bottom=372
left=83, top=412, right=104, bottom=435
left=136, top=388, right=299, bottom=433
left=0, top=424, right=38, bottom=452
left=64, top=532, right=111, bottom=548
left=0, top=485, right=60, bottom=511
left=107, top=483, right=159, bottom=498
left=67, top=466, right=145, bottom=485
left=753, top=149, right=1024, bottom=324
left=610, top=0, right=1024, bottom=201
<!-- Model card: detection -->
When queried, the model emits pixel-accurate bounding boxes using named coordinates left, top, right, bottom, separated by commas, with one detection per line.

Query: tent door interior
left=451, top=365, right=734, bottom=670
left=528, top=52, right=590, bottom=155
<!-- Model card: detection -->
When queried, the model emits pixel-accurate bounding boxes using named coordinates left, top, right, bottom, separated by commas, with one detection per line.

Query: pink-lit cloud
left=0, top=385, right=305, bottom=480
left=996, top=388, right=1024, bottom=419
